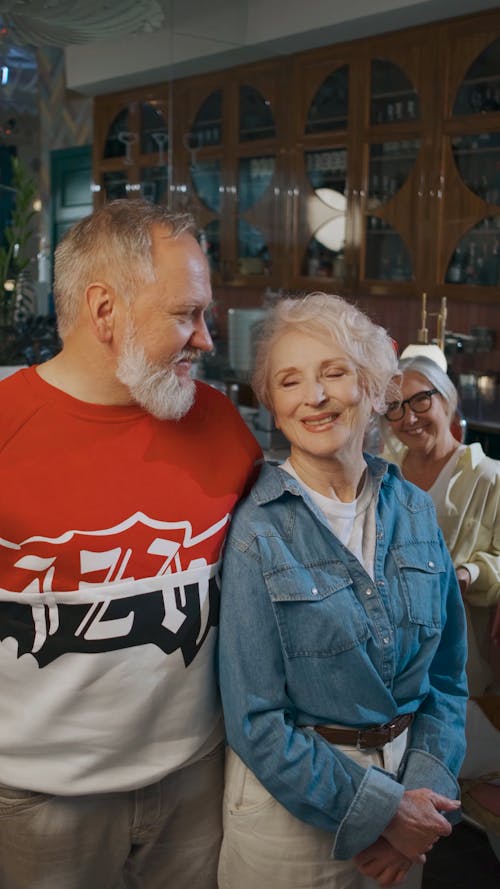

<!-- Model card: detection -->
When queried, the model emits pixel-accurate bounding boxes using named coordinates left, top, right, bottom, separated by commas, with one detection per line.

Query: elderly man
left=0, top=199, right=261, bottom=889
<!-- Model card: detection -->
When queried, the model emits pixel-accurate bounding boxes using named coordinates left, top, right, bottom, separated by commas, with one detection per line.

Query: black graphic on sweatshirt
left=0, top=576, right=220, bottom=668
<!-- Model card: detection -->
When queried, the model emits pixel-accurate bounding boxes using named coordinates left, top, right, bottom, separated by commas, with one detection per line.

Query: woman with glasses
left=383, top=354, right=500, bottom=694
left=383, top=354, right=500, bottom=856
left=217, top=295, right=467, bottom=889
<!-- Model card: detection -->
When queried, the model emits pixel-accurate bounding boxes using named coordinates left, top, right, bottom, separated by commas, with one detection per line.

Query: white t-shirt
left=281, top=460, right=377, bottom=580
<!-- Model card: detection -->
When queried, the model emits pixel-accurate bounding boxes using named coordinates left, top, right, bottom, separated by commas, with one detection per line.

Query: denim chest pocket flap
left=263, top=562, right=369, bottom=658
left=391, top=542, right=445, bottom=628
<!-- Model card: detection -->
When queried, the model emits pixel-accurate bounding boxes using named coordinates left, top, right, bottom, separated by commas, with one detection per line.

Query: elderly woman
left=382, top=354, right=500, bottom=853
left=217, top=293, right=467, bottom=889
left=383, top=355, right=500, bottom=695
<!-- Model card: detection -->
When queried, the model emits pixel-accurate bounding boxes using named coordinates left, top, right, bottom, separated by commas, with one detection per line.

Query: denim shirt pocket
left=263, top=561, right=369, bottom=658
left=391, top=542, right=444, bottom=628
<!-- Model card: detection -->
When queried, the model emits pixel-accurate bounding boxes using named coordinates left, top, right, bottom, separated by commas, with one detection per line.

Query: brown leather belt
left=313, top=713, right=414, bottom=750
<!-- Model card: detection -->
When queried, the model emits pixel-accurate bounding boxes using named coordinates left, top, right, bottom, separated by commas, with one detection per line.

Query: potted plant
left=0, top=156, right=59, bottom=366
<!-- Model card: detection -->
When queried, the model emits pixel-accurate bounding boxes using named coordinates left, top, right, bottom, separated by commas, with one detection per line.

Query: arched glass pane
left=102, top=170, right=128, bottom=200
left=367, top=139, right=420, bottom=208
left=451, top=133, right=500, bottom=204
left=189, top=91, right=223, bottom=149
left=306, top=66, right=349, bottom=134
left=237, top=220, right=270, bottom=275
left=239, top=86, right=276, bottom=141
left=238, top=156, right=275, bottom=211
left=445, top=217, right=500, bottom=286
left=365, top=217, right=413, bottom=280
left=140, top=103, right=168, bottom=155
left=103, top=108, right=129, bottom=159
left=453, top=39, right=500, bottom=116
left=370, top=60, right=420, bottom=125
left=190, top=159, right=222, bottom=212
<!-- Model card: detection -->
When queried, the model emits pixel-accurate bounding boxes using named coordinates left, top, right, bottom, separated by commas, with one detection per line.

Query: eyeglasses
left=385, top=388, right=439, bottom=422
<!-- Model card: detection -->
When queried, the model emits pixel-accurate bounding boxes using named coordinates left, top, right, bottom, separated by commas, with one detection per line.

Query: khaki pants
left=0, top=742, right=223, bottom=889
left=218, top=736, right=423, bottom=889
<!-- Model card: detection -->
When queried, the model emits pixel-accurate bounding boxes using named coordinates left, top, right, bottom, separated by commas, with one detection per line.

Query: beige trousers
left=218, top=735, right=423, bottom=889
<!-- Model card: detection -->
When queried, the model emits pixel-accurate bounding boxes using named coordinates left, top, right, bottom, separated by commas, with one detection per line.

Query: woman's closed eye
left=324, top=370, right=345, bottom=379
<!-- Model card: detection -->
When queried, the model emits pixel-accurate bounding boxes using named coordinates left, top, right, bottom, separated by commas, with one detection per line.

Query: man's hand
left=382, top=789, right=460, bottom=858
left=355, top=837, right=425, bottom=888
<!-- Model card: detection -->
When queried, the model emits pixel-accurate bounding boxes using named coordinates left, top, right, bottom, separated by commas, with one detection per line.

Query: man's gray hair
left=252, top=292, right=400, bottom=414
left=53, top=199, right=195, bottom=338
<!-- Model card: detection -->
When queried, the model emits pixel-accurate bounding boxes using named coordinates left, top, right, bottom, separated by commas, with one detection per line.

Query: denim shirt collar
left=251, top=452, right=400, bottom=507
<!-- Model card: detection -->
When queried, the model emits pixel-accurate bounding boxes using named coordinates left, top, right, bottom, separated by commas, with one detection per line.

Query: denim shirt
left=218, top=455, right=468, bottom=860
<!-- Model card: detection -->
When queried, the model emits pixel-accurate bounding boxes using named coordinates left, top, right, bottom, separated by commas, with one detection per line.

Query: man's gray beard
left=116, top=326, right=197, bottom=421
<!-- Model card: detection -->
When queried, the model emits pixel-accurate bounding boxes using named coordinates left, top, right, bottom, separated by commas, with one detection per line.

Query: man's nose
left=191, top=317, right=213, bottom=353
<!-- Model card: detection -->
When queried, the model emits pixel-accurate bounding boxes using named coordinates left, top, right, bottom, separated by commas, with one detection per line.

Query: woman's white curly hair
left=252, top=292, right=401, bottom=414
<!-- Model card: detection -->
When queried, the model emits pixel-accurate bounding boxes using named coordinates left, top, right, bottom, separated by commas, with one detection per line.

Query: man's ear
left=86, top=282, right=116, bottom=343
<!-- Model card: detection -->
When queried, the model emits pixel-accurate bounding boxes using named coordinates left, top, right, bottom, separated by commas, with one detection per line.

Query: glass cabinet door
left=177, top=87, right=225, bottom=275
left=179, top=68, right=284, bottom=285
left=293, top=60, right=351, bottom=286
left=440, top=35, right=500, bottom=290
left=360, top=55, right=426, bottom=287
left=447, top=130, right=500, bottom=285
left=190, top=155, right=223, bottom=275
left=237, top=155, right=275, bottom=275
left=302, top=147, right=348, bottom=278
left=93, top=90, right=169, bottom=207
left=365, top=139, right=421, bottom=281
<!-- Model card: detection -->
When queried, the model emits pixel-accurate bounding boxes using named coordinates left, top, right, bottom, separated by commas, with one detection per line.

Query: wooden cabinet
left=170, top=59, right=290, bottom=288
left=288, top=27, right=435, bottom=298
left=92, top=9, right=500, bottom=301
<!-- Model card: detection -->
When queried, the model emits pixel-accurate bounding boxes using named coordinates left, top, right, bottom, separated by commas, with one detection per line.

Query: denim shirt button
left=311, top=587, right=318, bottom=595
left=428, top=561, right=435, bottom=568
left=366, top=588, right=372, bottom=596
left=383, top=637, right=390, bottom=644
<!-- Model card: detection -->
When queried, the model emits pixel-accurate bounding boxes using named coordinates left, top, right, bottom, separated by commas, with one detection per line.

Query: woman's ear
left=86, top=282, right=116, bottom=343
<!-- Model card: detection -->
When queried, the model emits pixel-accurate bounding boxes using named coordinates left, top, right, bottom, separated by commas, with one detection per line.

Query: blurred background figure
left=382, top=354, right=500, bottom=860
